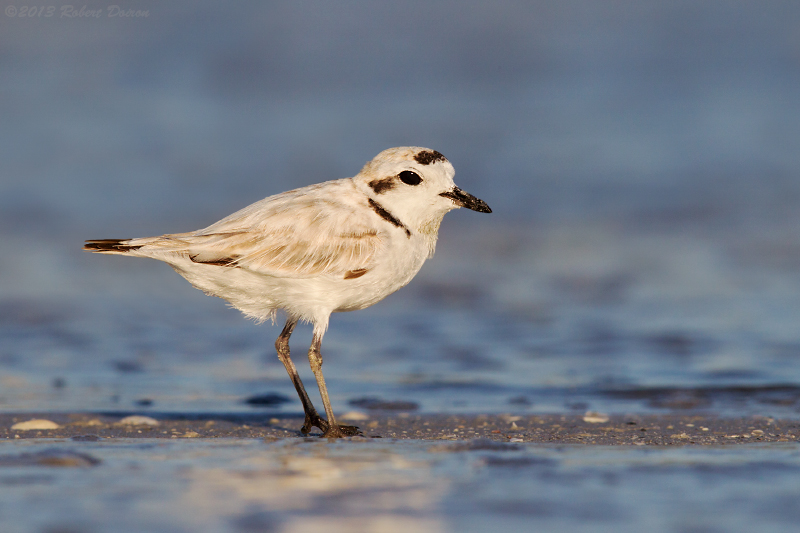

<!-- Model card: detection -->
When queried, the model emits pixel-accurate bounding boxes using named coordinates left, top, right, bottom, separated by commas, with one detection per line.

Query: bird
left=84, top=146, right=492, bottom=438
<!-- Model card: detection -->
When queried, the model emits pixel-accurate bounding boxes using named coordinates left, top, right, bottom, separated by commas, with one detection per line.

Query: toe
left=338, top=424, right=362, bottom=436
left=321, top=424, right=361, bottom=438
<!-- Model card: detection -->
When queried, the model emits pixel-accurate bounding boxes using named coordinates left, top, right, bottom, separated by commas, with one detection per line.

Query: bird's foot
left=300, top=411, right=361, bottom=438
left=301, top=411, right=328, bottom=435
left=322, top=423, right=362, bottom=438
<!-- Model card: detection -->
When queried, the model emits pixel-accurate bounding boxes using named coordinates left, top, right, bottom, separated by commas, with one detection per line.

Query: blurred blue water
left=2, top=1, right=800, bottom=418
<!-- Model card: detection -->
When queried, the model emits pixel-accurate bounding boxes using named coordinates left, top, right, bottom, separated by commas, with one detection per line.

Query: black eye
left=399, top=170, right=422, bottom=186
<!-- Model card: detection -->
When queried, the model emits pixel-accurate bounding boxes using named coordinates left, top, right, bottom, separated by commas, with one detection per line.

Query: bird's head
left=353, top=147, right=491, bottom=234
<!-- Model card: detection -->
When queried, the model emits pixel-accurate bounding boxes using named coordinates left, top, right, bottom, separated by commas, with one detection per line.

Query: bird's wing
left=149, top=181, right=384, bottom=278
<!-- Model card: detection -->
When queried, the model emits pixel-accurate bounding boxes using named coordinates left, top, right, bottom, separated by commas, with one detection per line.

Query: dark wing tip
left=83, top=239, right=140, bottom=252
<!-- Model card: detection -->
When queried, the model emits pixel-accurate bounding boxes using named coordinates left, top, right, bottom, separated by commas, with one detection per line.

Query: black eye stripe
left=399, top=170, right=422, bottom=185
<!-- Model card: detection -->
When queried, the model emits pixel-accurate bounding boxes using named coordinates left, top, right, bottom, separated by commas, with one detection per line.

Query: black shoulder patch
left=414, top=150, right=447, bottom=165
left=368, top=176, right=396, bottom=194
left=368, top=198, right=411, bottom=238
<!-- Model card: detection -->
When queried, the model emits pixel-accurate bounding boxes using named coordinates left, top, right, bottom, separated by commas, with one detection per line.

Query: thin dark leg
left=308, top=330, right=361, bottom=438
left=274, top=318, right=327, bottom=435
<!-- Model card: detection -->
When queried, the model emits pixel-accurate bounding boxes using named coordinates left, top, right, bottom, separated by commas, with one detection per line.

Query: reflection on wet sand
left=2, top=439, right=800, bottom=532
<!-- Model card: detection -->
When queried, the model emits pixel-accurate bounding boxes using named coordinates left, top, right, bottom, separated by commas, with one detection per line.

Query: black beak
left=439, top=187, right=492, bottom=213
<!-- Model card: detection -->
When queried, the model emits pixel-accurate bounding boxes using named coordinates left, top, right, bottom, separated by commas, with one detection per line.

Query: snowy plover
left=84, top=147, right=491, bottom=437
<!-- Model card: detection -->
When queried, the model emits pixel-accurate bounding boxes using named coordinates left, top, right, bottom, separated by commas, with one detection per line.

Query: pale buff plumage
left=84, top=146, right=491, bottom=437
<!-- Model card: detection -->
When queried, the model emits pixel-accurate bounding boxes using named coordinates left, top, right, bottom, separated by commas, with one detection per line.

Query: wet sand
left=4, top=412, right=800, bottom=532
left=3, top=412, right=797, bottom=445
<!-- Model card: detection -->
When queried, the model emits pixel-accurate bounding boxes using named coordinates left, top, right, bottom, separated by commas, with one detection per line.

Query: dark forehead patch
left=368, top=176, right=396, bottom=194
left=414, top=150, right=447, bottom=165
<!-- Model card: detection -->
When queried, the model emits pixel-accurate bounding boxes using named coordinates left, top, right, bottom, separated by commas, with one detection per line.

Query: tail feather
left=83, top=239, right=142, bottom=253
